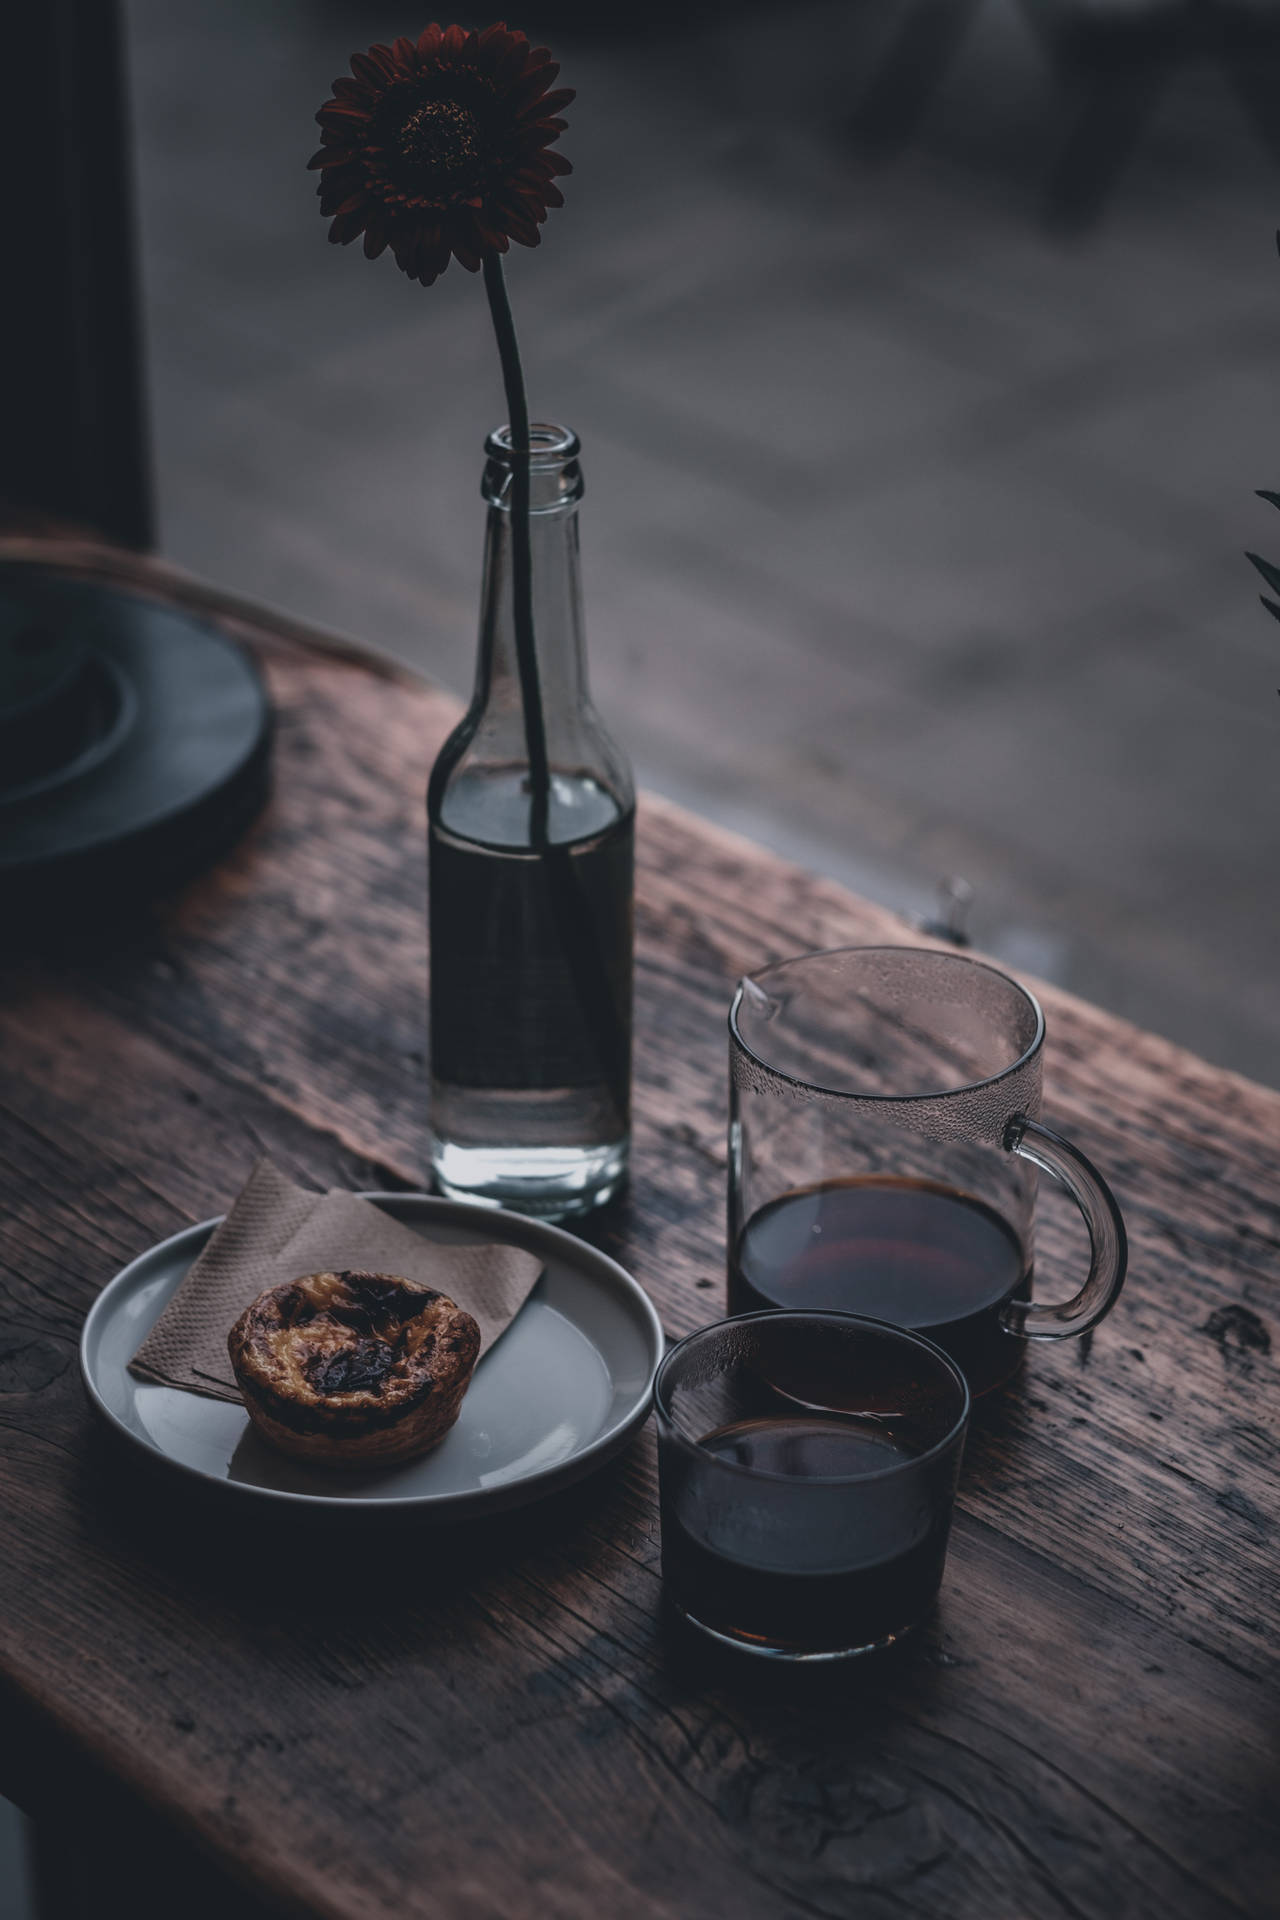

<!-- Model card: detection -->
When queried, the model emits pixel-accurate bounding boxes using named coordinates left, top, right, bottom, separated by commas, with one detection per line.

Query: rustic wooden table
left=1, top=543, right=1277, bottom=1920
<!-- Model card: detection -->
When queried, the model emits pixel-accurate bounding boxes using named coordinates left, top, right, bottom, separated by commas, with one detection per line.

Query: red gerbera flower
left=309, top=22, right=573, bottom=286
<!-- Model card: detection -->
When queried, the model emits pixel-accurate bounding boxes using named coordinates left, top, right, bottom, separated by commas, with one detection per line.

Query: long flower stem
left=479, top=250, right=629, bottom=1129
left=483, top=250, right=551, bottom=848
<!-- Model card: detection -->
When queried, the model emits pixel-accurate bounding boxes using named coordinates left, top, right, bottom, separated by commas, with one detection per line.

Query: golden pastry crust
left=227, top=1270, right=480, bottom=1466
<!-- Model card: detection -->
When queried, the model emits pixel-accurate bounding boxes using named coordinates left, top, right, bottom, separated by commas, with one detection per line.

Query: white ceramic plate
left=81, top=1193, right=663, bottom=1517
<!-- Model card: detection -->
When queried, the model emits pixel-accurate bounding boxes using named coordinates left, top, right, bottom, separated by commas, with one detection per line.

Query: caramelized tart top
left=228, top=1270, right=480, bottom=1435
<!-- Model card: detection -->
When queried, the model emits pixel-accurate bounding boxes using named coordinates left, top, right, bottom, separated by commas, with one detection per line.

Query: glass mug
left=727, top=946, right=1128, bottom=1395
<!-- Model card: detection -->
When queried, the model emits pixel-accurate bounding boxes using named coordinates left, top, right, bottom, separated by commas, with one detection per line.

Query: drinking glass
left=655, top=1310, right=970, bottom=1660
left=728, top=946, right=1127, bottom=1394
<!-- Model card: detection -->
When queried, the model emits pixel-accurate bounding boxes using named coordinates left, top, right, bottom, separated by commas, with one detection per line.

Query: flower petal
left=508, top=74, right=557, bottom=116
left=358, top=45, right=397, bottom=80
left=423, top=238, right=454, bottom=282
left=492, top=41, right=529, bottom=87
left=364, top=44, right=401, bottom=78
left=317, top=102, right=371, bottom=128
left=319, top=174, right=364, bottom=213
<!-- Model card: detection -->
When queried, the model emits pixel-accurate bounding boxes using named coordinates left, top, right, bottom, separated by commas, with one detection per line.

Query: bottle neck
left=473, top=503, right=587, bottom=718
left=429, top=422, right=634, bottom=841
left=471, top=422, right=590, bottom=736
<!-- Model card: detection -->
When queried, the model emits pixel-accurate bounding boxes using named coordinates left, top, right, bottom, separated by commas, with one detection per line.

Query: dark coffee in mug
left=729, top=1176, right=1029, bottom=1395
left=728, top=949, right=1128, bottom=1394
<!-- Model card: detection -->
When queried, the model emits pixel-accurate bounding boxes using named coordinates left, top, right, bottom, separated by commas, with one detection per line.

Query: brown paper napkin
left=128, top=1159, right=545, bottom=1403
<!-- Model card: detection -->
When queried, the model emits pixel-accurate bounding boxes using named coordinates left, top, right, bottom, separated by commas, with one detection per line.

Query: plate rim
left=80, top=1191, right=664, bottom=1515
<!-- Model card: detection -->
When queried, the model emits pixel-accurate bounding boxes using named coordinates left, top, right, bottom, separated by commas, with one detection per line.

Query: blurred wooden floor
left=125, top=0, right=1280, bottom=1084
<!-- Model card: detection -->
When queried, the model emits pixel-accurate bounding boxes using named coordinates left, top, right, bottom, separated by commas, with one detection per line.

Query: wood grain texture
left=0, top=545, right=1277, bottom=1920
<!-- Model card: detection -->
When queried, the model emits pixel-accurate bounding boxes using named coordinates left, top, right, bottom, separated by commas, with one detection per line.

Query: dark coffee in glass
left=728, top=948, right=1127, bottom=1394
left=730, top=1176, right=1030, bottom=1397
left=656, top=1312, right=970, bottom=1660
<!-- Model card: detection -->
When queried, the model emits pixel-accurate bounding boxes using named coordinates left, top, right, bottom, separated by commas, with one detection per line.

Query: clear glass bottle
left=427, top=423, right=634, bottom=1218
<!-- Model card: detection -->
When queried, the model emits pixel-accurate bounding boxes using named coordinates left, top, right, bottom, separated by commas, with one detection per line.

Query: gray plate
left=80, top=1193, right=663, bottom=1517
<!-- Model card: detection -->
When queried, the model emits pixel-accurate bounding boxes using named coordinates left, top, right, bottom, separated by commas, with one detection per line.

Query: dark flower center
left=396, top=99, right=482, bottom=188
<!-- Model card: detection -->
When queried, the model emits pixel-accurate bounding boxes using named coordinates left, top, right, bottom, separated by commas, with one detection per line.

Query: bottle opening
left=483, top=422, right=583, bottom=509
left=485, top=422, right=580, bottom=466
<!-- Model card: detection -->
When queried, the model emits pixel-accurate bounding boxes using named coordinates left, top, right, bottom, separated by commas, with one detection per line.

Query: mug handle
left=999, top=1115, right=1128, bottom=1339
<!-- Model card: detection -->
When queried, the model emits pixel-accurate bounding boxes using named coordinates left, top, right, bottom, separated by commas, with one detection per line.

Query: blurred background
left=125, top=0, right=1280, bottom=1081
left=2, top=0, right=1278, bottom=1890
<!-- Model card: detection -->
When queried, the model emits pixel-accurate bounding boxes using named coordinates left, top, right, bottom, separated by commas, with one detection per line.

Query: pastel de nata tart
left=227, top=1270, right=480, bottom=1467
